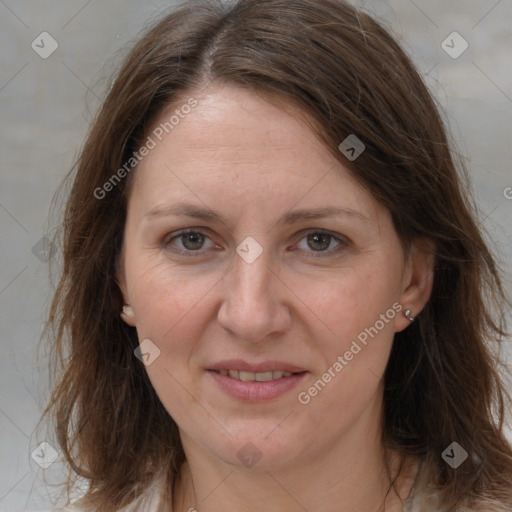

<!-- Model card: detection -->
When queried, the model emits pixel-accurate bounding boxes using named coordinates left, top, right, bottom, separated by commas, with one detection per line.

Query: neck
left=172, top=403, right=419, bottom=512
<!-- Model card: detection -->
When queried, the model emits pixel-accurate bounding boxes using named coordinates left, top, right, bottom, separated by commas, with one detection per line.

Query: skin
left=117, top=82, right=434, bottom=512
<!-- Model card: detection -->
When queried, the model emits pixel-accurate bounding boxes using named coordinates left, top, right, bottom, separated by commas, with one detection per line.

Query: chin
left=200, top=424, right=306, bottom=471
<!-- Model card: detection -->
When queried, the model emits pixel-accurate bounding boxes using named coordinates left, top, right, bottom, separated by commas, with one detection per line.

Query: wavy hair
left=41, top=0, right=512, bottom=510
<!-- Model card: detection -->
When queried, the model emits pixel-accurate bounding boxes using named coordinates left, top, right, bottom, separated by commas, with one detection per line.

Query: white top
left=55, top=472, right=508, bottom=512
left=55, top=488, right=428, bottom=512
left=56, top=475, right=166, bottom=512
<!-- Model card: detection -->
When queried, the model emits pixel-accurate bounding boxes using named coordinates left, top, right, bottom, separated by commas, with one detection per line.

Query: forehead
left=128, top=83, right=380, bottom=222
left=147, top=84, right=327, bottom=164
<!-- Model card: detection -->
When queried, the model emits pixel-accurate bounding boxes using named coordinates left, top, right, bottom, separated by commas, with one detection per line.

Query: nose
left=216, top=250, right=292, bottom=343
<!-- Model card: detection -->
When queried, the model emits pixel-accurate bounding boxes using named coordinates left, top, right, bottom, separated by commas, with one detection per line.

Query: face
left=118, top=82, right=432, bottom=471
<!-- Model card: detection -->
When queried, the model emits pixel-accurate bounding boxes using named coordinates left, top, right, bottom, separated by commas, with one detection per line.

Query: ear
left=395, top=238, right=435, bottom=333
left=116, top=250, right=137, bottom=327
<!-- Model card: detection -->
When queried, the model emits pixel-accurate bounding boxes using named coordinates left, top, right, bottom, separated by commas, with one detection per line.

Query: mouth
left=211, top=369, right=301, bottom=381
left=206, top=364, right=308, bottom=402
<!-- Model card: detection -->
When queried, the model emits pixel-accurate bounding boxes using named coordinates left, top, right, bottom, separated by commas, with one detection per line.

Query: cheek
left=129, top=257, right=215, bottom=337
left=312, top=261, right=401, bottom=345
left=126, top=260, right=219, bottom=405
left=127, top=262, right=216, bottom=423
left=300, top=257, right=402, bottom=405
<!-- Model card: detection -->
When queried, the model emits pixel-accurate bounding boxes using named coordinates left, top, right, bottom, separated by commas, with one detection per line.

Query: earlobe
left=116, top=256, right=136, bottom=326
left=120, top=304, right=136, bottom=326
left=403, top=309, right=415, bottom=322
left=395, top=238, right=435, bottom=333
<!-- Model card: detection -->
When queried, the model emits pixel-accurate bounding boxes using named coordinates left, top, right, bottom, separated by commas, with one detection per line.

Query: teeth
left=256, top=371, right=273, bottom=382
left=239, top=371, right=253, bottom=382
left=220, top=370, right=295, bottom=381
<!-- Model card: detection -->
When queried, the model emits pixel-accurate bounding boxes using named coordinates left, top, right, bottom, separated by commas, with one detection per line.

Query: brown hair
left=41, top=0, right=512, bottom=510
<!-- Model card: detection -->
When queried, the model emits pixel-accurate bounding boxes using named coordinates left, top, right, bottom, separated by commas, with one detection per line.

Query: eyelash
left=162, top=228, right=349, bottom=258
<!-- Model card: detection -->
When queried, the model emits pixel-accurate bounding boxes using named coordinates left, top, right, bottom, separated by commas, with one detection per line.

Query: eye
left=294, top=230, right=348, bottom=256
left=163, top=229, right=217, bottom=255
left=162, top=228, right=348, bottom=258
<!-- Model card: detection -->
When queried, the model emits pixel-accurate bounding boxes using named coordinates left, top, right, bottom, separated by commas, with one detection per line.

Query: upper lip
left=208, top=359, right=307, bottom=373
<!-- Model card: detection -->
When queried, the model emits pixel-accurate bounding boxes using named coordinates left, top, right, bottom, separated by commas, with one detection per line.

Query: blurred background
left=0, top=0, right=511, bottom=510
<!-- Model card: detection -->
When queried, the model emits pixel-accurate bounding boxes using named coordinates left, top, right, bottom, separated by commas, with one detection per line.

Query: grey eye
left=180, top=232, right=206, bottom=251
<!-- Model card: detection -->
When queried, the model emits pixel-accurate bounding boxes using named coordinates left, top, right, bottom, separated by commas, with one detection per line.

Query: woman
left=43, top=0, right=512, bottom=510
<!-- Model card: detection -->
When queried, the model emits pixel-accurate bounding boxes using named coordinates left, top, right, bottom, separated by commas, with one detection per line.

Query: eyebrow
left=144, top=203, right=370, bottom=225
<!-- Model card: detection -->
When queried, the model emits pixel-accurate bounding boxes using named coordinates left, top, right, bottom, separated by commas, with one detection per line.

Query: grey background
left=0, top=0, right=511, bottom=510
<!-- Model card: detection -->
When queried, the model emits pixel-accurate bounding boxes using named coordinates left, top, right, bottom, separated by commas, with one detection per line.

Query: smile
left=207, top=369, right=308, bottom=402
left=214, top=369, right=295, bottom=381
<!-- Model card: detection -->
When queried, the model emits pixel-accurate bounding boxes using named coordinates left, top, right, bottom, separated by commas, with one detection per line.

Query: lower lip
left=207, top=370, right=308, bottom=402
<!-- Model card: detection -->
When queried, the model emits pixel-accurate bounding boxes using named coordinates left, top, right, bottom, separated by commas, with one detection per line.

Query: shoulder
left=53, top=501, right=101, bottom=512
left=406, top=495, right=512, bottom=512
left=404, top=458, right=512, bottom=512
left=53, top=504, right=93, bottom=512
left=406, top=489, right=512, bottom=512
left=55, top=472, right=169, bottom=512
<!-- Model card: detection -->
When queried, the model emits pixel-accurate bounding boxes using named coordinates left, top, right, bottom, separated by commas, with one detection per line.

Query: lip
left=206, top=368, right=308, bottom=403
left=207, top=359, right=307, bottom=373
